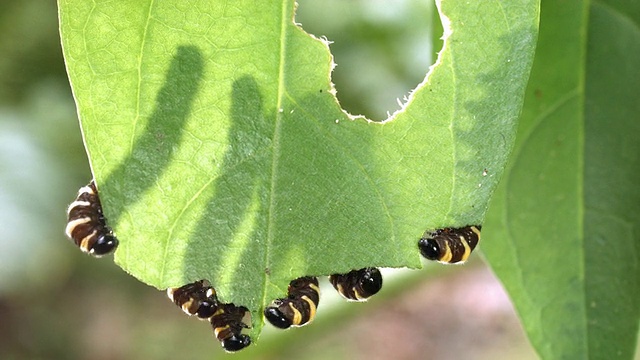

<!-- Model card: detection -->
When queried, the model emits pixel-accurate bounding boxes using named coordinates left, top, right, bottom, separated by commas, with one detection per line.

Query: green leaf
left=482, top=0, right=640, bottom=358
left=58, top=0, right=538, bottom=338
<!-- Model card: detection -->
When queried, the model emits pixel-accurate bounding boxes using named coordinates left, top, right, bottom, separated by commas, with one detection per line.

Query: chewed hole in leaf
left=295, top=0, right=437, bottom=121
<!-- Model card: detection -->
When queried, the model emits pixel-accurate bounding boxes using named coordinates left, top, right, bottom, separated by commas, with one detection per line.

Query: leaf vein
left=130, top=0, right=156, bottom=153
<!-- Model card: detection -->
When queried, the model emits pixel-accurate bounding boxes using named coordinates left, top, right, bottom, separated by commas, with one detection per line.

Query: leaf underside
left=59, top=0, right=538, bottom=337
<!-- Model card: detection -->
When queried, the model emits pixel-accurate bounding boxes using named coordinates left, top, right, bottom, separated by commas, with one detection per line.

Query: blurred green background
left=0, top=0, right=538, bottom=359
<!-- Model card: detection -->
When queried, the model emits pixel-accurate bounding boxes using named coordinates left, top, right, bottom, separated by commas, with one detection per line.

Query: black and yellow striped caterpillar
left=210, top=303, right=252, bottom=352
left=167, top=280, right=251, bottom=352
left=264, top=268, right=384, bottom=329
left=167, top=280, right=219, bottom=320
left=65, top=180, right=118, bottom=256
left=329, top=267, right=383, bottom=301
left=263, top=276, right=320, bottom=329
left=418, top=226, right=482, bottom=264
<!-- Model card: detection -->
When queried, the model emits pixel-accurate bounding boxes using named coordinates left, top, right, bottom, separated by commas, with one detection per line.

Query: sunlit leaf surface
left=59, top=0, right=538, bottom=336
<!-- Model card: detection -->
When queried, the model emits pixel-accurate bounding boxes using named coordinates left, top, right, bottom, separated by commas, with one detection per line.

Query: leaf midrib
left=262, top=0, right=291, bottom=308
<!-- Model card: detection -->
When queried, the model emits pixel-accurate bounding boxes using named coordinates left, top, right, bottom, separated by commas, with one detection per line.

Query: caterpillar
left=418, top=225, right=482, bottom=264
left=263, top=276, right=320, bottom=329
left=65, top=180, right=118, bottom=256
left=167, top=280, right=251, bottom=352
left=167, top=280, right=219, bottom=320
left=210, top=303, right=252, bottom=352
left=329, top=267, right=382, bottom=301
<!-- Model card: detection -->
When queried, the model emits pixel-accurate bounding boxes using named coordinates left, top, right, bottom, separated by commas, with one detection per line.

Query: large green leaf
left=59, top=0, right=538, bottom=337
left=482, top=0, right=640, bottom=358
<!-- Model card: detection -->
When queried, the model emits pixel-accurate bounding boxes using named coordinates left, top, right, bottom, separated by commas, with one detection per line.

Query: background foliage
left=483, top=0, right=640, bottom=358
